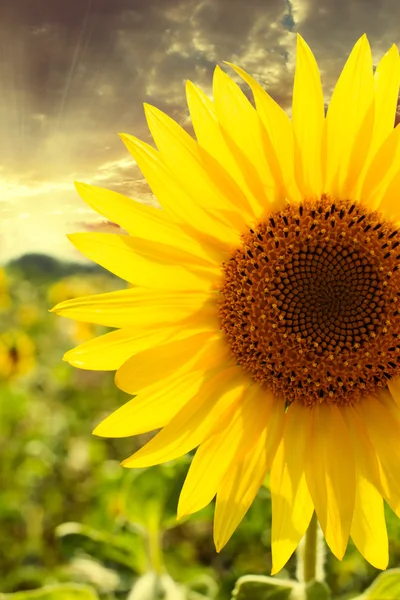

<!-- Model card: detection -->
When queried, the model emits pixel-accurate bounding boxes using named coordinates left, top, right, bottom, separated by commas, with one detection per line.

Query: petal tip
left=374, top=557, right=389, bottom=571
left=296, top=32, right=305, bottom=46
left=213, top=532, right=227, bottom=553
left=176, top=507, right=186, bottom=521
left=359, top=33, right=370, bottom=50
left=74, top=181, right=87, bottom=193
left=143, top=102, right=156, bottom=117
left=92, top=422, right=115, bottom=438
left=92, top=424, right=102, bottom=436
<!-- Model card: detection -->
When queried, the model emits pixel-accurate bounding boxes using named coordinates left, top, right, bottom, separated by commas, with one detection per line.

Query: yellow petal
left=352, top=46, right=400, bottom=199
left=226, top=63, right=301, bottom=205
left=292, top=35, right=324, bottom=197
left=52, top=287, right=214, bottom=328
left=93, top=336, right=231, bottom=437
left=120, top=133, right=239, bottom=256
left=305, top=403, right=355, bottom=560
left=212, top=66, right=282, bottom=208
left=340, top=406, right=388, bottom=569
left=388, top=376, right=400, bottom=408
left=357, top=394, right=400, bottom=517
left=378, top=387, right=400, bottom=421
left=343, top=101, right=375, bottom=198
left=115, top=330, right=218, bottom=393
left=66, top=232, right=220, bottom=291
left=177, top=384, right=276, bottom=517
left=64, top=326, right=181, bottom=370
left=186, top=80, right=262, bottom=217
left=63, top=308, right=218, bottom=370
left=214, top=399, right=284, bottom=551
left=351, top=481, right=388, bottom=570
left=324, top=35, right=374, bottom=196
left=214, top=433, right=268, bottom=551
left=144, top=103, right=253, bottom=228
left=361, top=123, right=400, bottom=209
left=121, top=366, right=248, bottom=468
left=94, top=375, right=202, bottom=439
left=270, top=401, right=314, bottom=575
left=73, top=181, right=219, bottom=264
left=375, top=165, right=400, bottom=221
left=371, top=45, right=400, bottom=157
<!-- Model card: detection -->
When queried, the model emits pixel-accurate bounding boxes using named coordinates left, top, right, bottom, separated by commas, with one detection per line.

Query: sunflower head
left=219, top=195, right=400, bottom=406
left=52, top=34, right=400, bottom=574
left=0, top=268, right=11, bottom=311
left=0, top=330, right=35, bottom=381
left=47, top=276, right=102, bottom=306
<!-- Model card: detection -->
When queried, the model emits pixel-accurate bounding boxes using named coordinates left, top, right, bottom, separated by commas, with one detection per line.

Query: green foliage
left=354, top=568, right=400, bottom=599
left=2, top=260, right=400, bottom=600
left=0, top=584, right=99, bottom=599
left=8, top=254, right=101, bottom=283
left=232, top=575, right=296, bottom=599
left=0, top=264, right=275, bottom=598
left=305, top=581, right=331, bottom=599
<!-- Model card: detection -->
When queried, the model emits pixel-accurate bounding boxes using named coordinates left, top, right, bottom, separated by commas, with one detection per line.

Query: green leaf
left=55, top=521, right=146, bottom=572
left=186, top=574, right=219, bottom=599
left=127, top=572, right=186, bottom=600
left=305, top=580, right=331, bottom=600
left=122, top=463, right=188, bottom=531
left=355, top=568, right=400, bottom=599
left=65, top=556, right=120, bottom=594
left=0, top=584, right=100, bottom=600
left=232, top=575, right=298, bottom=600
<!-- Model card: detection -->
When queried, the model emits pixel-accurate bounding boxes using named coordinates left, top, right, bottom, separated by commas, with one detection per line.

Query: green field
left=1, top=255, right=400, bottom=599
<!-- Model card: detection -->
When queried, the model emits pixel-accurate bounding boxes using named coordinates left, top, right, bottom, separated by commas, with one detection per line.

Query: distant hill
left=6, top=253, right=104, bottom=282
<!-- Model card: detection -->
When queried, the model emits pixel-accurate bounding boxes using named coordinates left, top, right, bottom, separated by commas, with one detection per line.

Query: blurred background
left=3, top=0, right=400, bottom=598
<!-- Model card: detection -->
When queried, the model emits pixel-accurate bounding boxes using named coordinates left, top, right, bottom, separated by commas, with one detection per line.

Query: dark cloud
left=292, top=0, right=400, bottom=95
left=3, top=0, right=400, bottom=262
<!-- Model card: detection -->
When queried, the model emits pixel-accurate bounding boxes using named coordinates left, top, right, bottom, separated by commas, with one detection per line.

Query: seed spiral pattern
left=219, top=196, right=400, bottom=405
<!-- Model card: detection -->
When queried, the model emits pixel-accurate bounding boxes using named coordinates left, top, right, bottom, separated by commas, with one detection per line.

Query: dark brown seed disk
left=219, top=195, right=400, bottom=406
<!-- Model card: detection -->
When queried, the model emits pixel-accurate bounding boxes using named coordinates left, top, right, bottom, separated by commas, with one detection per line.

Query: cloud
left=3, top=0, right=400, bottom=262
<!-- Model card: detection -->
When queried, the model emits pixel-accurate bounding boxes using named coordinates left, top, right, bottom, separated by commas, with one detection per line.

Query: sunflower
left=48, top=276, right=111, bottom=343
left=52, top=35, right=400, bottom=573
left=0, top=330, right=35, bottom=381
left=0, top=268, right=11, bottom=311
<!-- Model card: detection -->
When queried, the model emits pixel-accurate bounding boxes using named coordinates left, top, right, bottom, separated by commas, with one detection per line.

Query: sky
left=2, top=0, right=400, bottom=263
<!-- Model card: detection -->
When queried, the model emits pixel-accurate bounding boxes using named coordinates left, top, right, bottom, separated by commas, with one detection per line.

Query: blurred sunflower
left=53, top=35, right=400, bottom=572
left=48, top=277, right=106, bottom=343
left=0, top=268, right=11, bottom=311
left=16, top=304, right=41, bottom=328
left=48, top=276, right=103, bottom=306
left=0, top=330, right=35, bottom=381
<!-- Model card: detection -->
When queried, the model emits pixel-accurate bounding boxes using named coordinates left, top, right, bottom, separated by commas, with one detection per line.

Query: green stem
left=147, top=524, right=164, bottom=575
left=298, top=512, right=318, bottom=583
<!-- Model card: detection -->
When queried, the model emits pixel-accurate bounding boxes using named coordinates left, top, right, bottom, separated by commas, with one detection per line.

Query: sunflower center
left=219, top=195, right=400, bottom=405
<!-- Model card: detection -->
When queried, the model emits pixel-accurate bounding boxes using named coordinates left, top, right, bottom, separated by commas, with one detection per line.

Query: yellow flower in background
left=48, top=277, right=109, bottom=344
left=52, top=35, right=400, bottom=572
left=0, top=330, right=35, bottom=381
left=16, top=304, right=41, bottom=328
left=47, top=276, right=103, bottom=306
left=0, top=268, right=11, bottom=311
